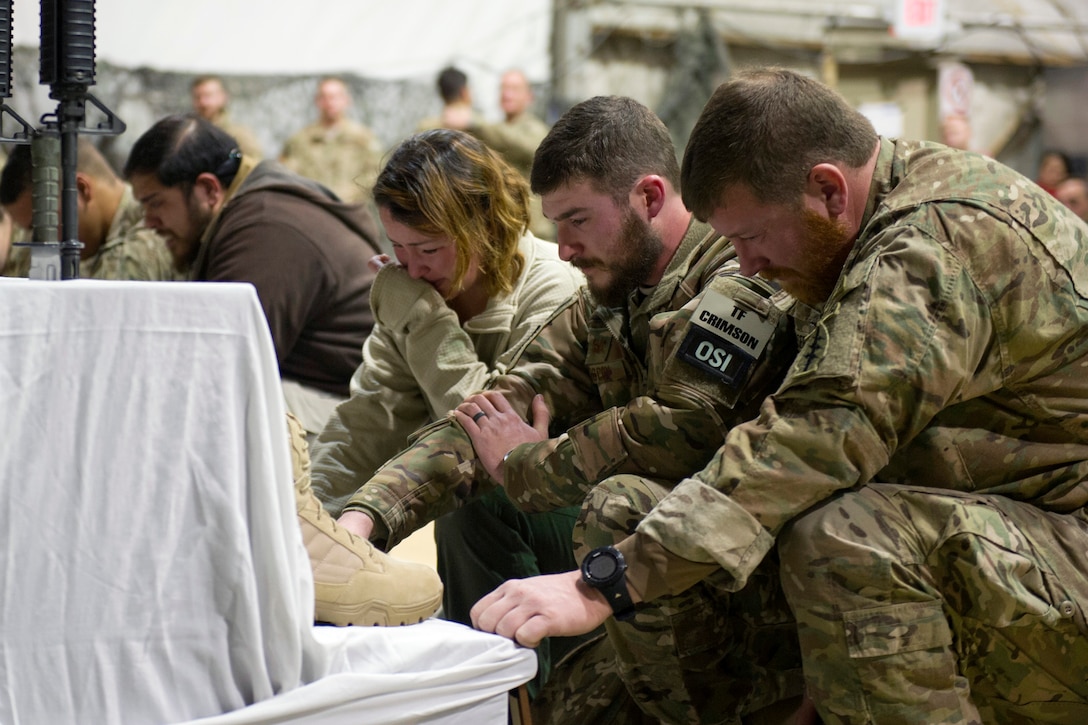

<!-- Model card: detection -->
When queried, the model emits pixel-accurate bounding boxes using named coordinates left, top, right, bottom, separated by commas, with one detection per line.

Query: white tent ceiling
left=11, top=1, right=1086, bottom=90
left=12, top=0, right=553, bottom=80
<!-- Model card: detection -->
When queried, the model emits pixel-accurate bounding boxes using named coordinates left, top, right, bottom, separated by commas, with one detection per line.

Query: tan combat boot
left=287, top=413, right=443, bottom=626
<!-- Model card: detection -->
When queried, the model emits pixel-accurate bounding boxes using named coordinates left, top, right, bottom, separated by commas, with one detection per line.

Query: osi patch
left=677, top=287, right=775, bottom=389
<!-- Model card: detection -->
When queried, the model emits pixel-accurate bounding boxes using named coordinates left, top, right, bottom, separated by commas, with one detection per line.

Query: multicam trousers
left=535, top=475, right=805, bottom=725
left=779, top=484, right=1088, bottom=725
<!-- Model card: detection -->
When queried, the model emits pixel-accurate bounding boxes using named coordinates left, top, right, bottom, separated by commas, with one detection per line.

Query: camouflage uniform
left=347, top=220, right=802, bottom=722
left=280, top=119, right=384, bottom=204
left=209, top=110, right=263, bottom=159
left=471, top=112, right=553, bottom=241
left=627, top=139, right=1088, bottom=723
left=2, top=185, right=176, bottom=281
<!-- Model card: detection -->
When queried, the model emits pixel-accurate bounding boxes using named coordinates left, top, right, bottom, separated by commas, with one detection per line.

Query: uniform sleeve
left=309, top=321, right=433, bottom=517
left=629, top=226, right=996, bottom=595
left=1, top=223, right=31, bottom=278
left=470, top=118, right=548, bottom=173
left=503, top=272, right=795, bottom=513
left=91, top=228, right=176, bottom=282
left=341, top=295, right=602, bottom=548
left=311, top=263, right=495, bottom=519
left=496, top=244, right=584, bottom=375
left=278, top=133, right=301, bottom=167
left=371, top=264, right=497, bottom=414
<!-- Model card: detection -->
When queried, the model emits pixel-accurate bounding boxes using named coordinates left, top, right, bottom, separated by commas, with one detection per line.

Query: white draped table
left=0, top=279, right=535, bottom=725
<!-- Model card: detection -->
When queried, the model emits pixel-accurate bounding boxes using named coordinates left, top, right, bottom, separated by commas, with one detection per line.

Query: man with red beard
left=331, top=96, right=806, bottom=723
left=478, top=68, right=1088, bottom=724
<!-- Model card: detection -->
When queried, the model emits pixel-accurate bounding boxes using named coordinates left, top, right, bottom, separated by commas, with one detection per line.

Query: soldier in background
left=327, top=96, right=803, bottom=722
left=190, top=74, right=263, bottom=159
left=416, top=65, right=482, bottom=133
left=280, top=76, right=384, bottom=204
left=422, top=68, right=553, bottom=240
left=1055, top=175, right=1088, bottom=222
left=470, top=69, right=553, bottom=241
left=472, top=70, right=549, bottom=181
left=0, top=139, right=176, bottom=281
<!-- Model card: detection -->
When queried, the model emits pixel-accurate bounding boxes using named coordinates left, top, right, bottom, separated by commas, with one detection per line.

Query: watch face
left=586, top=552, right=619, bottom=581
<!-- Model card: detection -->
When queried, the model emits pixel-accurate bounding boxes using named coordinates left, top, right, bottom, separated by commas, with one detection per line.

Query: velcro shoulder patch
left=676, top=284, right=777, bottom=389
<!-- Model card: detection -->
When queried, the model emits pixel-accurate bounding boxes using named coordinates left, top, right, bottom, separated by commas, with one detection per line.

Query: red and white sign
left=894, top=0, right=946, bottom=42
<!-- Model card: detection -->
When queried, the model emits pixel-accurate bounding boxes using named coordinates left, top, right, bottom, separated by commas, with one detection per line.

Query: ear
left=75, top=173, right=93, bottom=206
left=804, top=163, right=849, bottom=218
left=192, top=172, right=225, bottom=209
left=634, top=175, right=668, bottom=219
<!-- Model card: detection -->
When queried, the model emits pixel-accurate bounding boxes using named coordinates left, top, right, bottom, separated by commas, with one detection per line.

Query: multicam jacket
left=625, top=138, right=1088, bottom=600
left=2, top=185, right=176, bottom=281
left=310, top=233, right=583, bottom=516
left=344, top=220, right=797, bottom=549
left=279, top=119, right=384, bottom=204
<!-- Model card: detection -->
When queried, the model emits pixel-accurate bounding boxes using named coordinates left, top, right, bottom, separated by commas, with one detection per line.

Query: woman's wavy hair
left=372, top=129, right=529, bottom=298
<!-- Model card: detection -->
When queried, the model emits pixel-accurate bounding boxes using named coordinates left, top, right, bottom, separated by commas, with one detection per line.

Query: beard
left=762, top=208, right=852, bottom=307
left=170, top=191, right=215, bottom=272
left=578, top=208, right=664, bottom=308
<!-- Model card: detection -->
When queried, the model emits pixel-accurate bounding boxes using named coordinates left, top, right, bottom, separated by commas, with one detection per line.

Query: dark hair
left=436, top=66, right=468, bottom=104
left=530, top=95, right=679, bottom=202
left=681, top=67, right=877, bottom=220
left=1039, top=150, right=1073, bottom=175
left=373, top=129, right=528, bottom=298
left=0, top=143, right=32, bottom=205
left=1, top=138, right=118, bottom=205
left=122, top=114, right=242, bottom=190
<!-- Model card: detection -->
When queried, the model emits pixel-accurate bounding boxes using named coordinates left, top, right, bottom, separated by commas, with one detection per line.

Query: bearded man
left=125, top=114, right=381, bottom=436
left=315, top=95, right=806, bottom=723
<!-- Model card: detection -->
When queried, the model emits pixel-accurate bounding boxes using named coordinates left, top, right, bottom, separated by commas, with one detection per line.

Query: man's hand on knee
left=470, top=570, right=611, bottom=648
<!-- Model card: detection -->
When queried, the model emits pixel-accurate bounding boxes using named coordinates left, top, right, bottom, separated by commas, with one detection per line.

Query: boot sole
left=316, top=589, right=444, bottom=627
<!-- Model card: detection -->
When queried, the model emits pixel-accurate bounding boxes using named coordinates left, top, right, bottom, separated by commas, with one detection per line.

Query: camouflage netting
left=3, top=46, right=446, bottom=171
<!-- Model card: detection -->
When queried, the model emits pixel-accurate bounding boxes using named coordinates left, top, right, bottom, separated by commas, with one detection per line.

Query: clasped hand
left=453, top=391, right=550, bottom=484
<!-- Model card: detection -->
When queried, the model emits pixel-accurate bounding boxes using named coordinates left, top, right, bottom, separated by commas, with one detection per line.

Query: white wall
left=11, top=0, right=552, bottom=122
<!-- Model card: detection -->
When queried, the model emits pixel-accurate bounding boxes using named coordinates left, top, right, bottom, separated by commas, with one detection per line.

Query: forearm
left=341, top=419, right=487, bottom=549
left=503, top=389, right=734, bottom=512
left=404, top=303, right=492, bottom=414
left=311, top=331, right=432, bottom=515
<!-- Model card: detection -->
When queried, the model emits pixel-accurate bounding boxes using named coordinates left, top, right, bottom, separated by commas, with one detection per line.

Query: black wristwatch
left=580, top=545, right=636, bottom=621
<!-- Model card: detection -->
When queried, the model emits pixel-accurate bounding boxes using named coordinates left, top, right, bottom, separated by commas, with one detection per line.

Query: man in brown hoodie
left=125, top=114, right=381, bottom=436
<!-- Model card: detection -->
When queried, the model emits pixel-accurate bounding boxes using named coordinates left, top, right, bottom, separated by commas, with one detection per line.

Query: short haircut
left=681, top=67, right=877, bottom=220
left=318, top=75, right=349, bottom=91
left=190, top=74, right=225, bottom=91
left=122, top=114, right=242, bottom=191
left=1, top=138, right=118, bottom=206
left=373, top=128, right=528, bottom=299
left=530, top=95, right=680, bottom=202
left=436, top=66, right=468, bottom=104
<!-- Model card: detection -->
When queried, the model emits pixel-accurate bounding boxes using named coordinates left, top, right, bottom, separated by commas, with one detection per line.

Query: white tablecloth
left=0, top=279, right=535, bottom=725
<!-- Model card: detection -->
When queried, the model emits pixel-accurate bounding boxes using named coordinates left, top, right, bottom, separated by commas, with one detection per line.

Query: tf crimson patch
left=677, top=287, right=777, bottom=388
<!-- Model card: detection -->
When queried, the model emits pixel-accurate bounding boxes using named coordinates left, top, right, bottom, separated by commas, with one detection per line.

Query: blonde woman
left=309, top=129, right=584, bottom=690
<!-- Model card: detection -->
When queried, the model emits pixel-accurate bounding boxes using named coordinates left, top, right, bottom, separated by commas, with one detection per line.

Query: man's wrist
left=580, top=545, right=637, bottom=620
left=341, top=505, right=388, bottom=543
